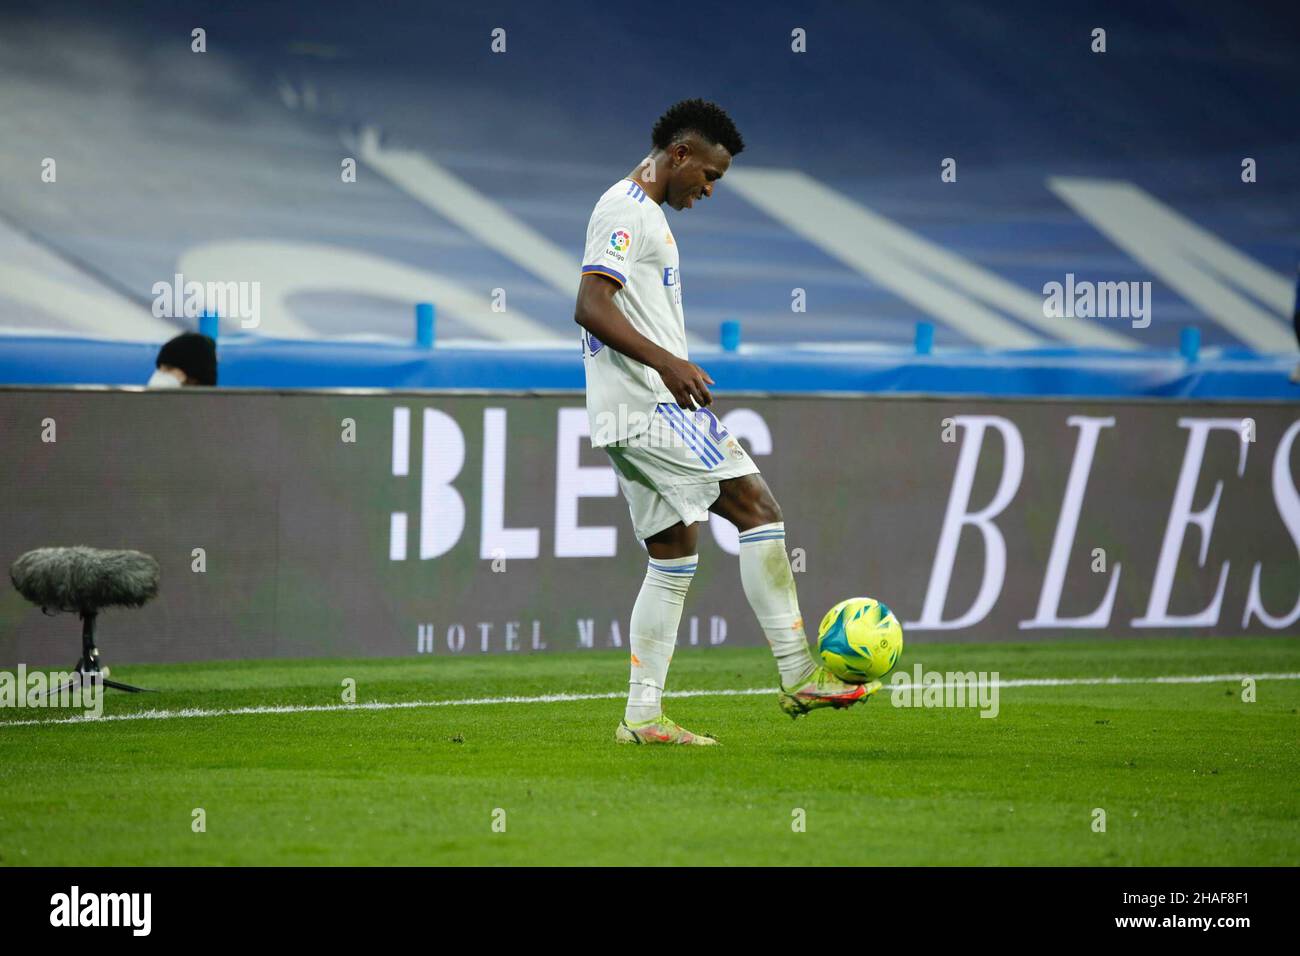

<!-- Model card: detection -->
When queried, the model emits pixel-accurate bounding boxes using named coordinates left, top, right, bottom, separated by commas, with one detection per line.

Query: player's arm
left=574, top=273, right=714, bottom=408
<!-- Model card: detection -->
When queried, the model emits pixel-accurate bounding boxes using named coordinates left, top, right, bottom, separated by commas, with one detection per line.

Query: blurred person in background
left=148, top=332, right=217, bottom=387
left=1292, top=263, right=1300, bottom=384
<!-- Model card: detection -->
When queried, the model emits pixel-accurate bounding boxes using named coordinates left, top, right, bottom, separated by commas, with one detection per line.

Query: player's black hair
left=651, top=99, right=745, bottom=157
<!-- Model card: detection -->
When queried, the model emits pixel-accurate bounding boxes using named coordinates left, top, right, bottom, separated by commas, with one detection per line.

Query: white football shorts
left=603, top=402, right=761, bottom=541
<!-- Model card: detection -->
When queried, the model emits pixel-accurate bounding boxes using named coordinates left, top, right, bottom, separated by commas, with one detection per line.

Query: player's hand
left=657, top=357, right=714, bottom=408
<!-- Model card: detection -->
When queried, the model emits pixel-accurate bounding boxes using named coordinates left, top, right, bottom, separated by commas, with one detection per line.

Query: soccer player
left=574, top=99, right=881, bottom=746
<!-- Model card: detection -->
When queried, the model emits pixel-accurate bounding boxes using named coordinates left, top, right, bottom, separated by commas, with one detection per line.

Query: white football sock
left=625, top=554, right=696, bottom=723
left=738, top=522, right=817, bottom=687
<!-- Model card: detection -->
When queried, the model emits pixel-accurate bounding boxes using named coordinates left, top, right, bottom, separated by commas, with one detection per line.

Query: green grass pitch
left=1, top=638, right=1297, bottom=866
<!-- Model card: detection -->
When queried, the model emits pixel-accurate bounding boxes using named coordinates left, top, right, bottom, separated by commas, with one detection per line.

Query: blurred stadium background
left=1, top=0, right=1298, bottom=665
left=0, top=0, right=1297, bottom=392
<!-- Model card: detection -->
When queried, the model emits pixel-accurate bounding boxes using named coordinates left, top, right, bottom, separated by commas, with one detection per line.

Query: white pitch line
left=1, top=672, right=1297, bottom=730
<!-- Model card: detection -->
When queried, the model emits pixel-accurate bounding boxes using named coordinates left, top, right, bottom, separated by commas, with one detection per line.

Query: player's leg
left=710, top=474, right=813, bottom=684
left=618, top=520, right=716, bottom=744
left=645, top=518, right=697, bottom=560
left=606, top=443, right=717, bottom=745
left=627, top=520, right=695, bottom=718
left=711, top=474, right=880, bottom=717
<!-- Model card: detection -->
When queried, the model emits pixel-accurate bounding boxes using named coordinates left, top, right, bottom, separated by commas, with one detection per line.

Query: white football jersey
left=579, top=179, right=687, bottom=447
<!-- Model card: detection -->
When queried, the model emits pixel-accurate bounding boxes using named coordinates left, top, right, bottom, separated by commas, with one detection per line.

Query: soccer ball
left=816, top=597, right=904, bottom=683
